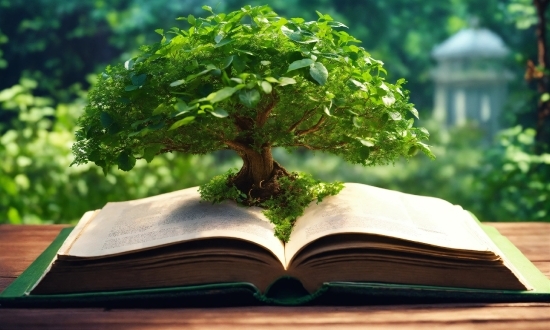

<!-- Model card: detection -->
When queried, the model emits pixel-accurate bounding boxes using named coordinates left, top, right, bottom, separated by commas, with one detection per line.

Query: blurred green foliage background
left=0, top=0, right=548, bottom=224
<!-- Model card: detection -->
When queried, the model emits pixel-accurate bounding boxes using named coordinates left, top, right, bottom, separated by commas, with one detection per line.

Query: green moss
left=199, top=170, right=344, bottom=242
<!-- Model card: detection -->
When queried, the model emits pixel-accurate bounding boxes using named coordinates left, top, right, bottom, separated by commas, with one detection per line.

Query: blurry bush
left=0, top=79, right=239, bottom=224
left=0, top=0, right=222, bottom=102
left=476, top=126, right=550, bottom=220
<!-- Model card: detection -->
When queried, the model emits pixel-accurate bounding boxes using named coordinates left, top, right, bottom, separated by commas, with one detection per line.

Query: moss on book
left=199, top=170, right=343, bottom=242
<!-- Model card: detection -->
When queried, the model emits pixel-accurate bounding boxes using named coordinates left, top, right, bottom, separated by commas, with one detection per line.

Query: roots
left=229, top=160, right=291, bottom=205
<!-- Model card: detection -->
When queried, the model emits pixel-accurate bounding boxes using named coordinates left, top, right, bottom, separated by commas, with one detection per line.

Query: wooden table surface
left=0, top=223, right=549, bottom=329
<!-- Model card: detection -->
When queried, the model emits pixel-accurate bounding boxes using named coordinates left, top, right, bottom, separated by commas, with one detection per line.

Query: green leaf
left=353, top=116, right=361, bottom=128
left=174, top=101, right=199, bottom=116
left=232, top=55, right=246, bottom=73
left=131, top=118, right=149, bottom=129
left=388, top=111, right=402, bottom=120
left=210, top=108, right=229, bottom=118
left=207, top=87, right=239, bottom=103
left=125, top=85, right=139, bottom=91
left=124, top=59, right=135, bottom=70
left=287, top=58, right=314, bottom=72
left=281, top=26, right=319, bottom=44
left=214, top=38, right=234, bottom=48
left=278, top=77, right=296, bottom=86
left=117, top=151, right=136, bottom=171
left=309, top=62, right=328, bottom=85
left=348, top=79, right=367, bottom=91
left=265, top=77, right=279, bottom=83
left=323, top=105, right=332, bottom=116
left=222, top=55, right=234, bottom=69
left=358, top=138, right=375, bottom=147
left=170, top=79, right=185, bottom=87
left=169, top=116, right=196, bottom=130
left=131, top=74, right=147, bottom=86
left=328, top=21, right=348, bottom=28
left=202, top=5, right=214, bottom=13
left=314, top=52, right=340, bottom=60
left=188, top=14, right=196, bottom=26
left=409, top=107, right=419, bottom=119
left=239, top=89, right=261, bottom=108
left=408, top=146, right=419, bottom=156
left=200, top=104, right=214, bottom=112
left=143, top=144, right=163, bottom=163
left=100, top=112, right=114, bottom=128
left=382, top=93, right=396, bottom=107
left=419, top=127, right=430, bottom=136
left=260, top=81, right=272, bottom=94
left=186, top=69, right=213, bottom=82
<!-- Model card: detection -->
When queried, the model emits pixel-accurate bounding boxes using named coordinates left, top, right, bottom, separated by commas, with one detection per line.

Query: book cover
left=1, top=223, right=549, bottom=307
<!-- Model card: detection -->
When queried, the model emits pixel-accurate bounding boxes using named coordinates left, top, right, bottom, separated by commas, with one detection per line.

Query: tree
left=72, top=5, right=433, bottom=239
left=527, top=0, right=550, bottom=149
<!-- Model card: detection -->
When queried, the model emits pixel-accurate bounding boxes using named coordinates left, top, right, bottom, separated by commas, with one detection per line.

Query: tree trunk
left=235, top=146, right=274, bottom=187
left=230, top=145, right=289, bottom=202
left=532, top=0, right=550, bottom=150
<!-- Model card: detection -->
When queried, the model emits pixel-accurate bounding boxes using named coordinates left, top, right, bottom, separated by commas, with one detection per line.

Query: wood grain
left=0, top=223, right=549, bottom=329
left=0, top=225, right=68, bottom=279
left=1, top=304, right=550, bottom=329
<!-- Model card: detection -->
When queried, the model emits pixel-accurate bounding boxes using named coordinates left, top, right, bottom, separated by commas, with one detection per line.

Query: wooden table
left=1, top=223, right=549, bottom=329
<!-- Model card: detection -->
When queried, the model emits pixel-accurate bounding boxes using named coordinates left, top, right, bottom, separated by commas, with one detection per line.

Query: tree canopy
left=73, top=4, right=432, bottom=179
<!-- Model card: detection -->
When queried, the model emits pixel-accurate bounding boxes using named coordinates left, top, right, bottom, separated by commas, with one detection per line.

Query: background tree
left=525, top=0, right=550, bottom=149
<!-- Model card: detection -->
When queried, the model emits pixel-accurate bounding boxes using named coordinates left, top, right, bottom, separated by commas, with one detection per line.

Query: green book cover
left=1, top=223, right=549, bottom=307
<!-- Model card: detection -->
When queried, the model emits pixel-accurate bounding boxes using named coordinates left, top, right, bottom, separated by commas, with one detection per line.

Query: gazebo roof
left=432, top=28, right=509, bottom=60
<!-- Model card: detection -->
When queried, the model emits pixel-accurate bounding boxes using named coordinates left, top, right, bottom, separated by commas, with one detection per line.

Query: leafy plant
left=71, top=5, right=433, bottom=239
left=476, top=126, right=550, bottom=220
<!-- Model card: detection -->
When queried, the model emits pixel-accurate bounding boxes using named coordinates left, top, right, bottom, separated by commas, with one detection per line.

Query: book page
left=285, top=183, right=494, bottom=266
left=64, top=187, right=285, bottom=266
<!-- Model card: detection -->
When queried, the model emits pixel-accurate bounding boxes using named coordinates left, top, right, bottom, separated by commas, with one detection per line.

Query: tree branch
left=224, top=140, right=252, bottom=152
left=295, top=115, right=327, bottom=136
left=231, top=113, right=255, bottom=132
left=286, top=143, right=323, bottom=150
left=283, top=141, right=347, bottom=151
left=287, top=108, right=317, bottom=133
left=255, top=93, right=277, bottom=127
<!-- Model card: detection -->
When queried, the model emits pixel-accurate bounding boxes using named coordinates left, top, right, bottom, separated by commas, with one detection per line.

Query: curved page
left=64, top=187, right=285, bottom=266
left=285, top=183, right=494, bottom=266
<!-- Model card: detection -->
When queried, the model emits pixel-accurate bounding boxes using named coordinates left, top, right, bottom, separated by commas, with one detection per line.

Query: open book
left=28, top=183, right=533, bottom=297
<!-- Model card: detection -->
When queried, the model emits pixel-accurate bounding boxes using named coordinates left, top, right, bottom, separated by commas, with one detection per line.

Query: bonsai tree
left=72, top=5, right=433, bottom=241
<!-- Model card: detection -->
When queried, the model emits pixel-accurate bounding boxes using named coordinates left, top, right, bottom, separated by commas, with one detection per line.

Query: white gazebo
left=432, top=26, right=512, bottom=138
